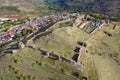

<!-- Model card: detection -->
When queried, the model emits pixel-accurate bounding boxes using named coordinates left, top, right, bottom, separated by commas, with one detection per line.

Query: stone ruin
left=77, top=41, right=87, bottom=47
left=103, top=31, right=112, bottom=37
left=74, top=47, right=80, bottom=53
left=27, top=47, right=83, bottom=71
left=113, top=24, right=116, bottom=30
left=82, top=76, right=88, bottom=80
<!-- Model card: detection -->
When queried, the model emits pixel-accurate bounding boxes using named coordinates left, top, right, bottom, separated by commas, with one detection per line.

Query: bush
left=0, top=78, right=3, bottom=80
left=8, top=65, right=20, bottom=74
left=0, top=70, right=2, bottom=74
left=14, top=58, right=21, bottom=64
left=14, top=69, right=20, bottom=74
left=31, top=63, right=36, bottom=67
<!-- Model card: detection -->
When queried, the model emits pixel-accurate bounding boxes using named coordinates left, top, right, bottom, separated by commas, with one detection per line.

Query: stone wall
left=10, top=44, right=83, bottom=71
left=27, top=46, right=83, bottom=71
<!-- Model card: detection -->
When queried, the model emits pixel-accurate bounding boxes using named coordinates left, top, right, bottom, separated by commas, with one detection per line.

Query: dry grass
left=83, top=23, right=120, bottom=80
left=0, top=48, right=78, bottom=80
left=30, top=20, right=90, bottom=59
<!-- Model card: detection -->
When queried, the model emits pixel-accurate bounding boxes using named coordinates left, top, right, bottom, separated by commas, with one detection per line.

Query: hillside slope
left=45, top=0, right=120, bottom=17
left=0, top=0, right=44, bottom=9
left=29, top=19, right=120, bottom=80
left=85, top=23, right=120, bottom=80
left=0, top=0, right=120, bottom=17
left=0, top=48, right=78, bottom=80
left=0, top=15, right=120, bottom=80
left=0, top=0, right=48, bottom=18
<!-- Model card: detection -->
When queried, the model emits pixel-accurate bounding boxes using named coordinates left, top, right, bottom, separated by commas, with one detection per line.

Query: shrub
left=31, top=63, right=36, bottom=67
left=14, top=58, right=20, bottom=64
left=8, top=65, right=20, bottom=74
left=14, top=69, right=20, bottom=74
left=0, top=70, right=2, bottom=74
left=0, top=78, right=3, bottom=80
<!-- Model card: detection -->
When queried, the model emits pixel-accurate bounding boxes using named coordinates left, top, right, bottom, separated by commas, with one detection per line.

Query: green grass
left=30, top=20, right=90, bottom=59
left=1, top=17, right=120, bottom=80
left=84, top=23, right=120, bottom=80
left=93, top=54, right=120, bottom=80
left=0, top=47, right=78, bottom=80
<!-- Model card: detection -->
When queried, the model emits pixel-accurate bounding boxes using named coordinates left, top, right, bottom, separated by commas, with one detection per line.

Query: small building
left=0, top=18, right=9, bottom=21
left=78, top=21, right=88, bottom=29
left=18, top=42, right=25, bottom=49
left=12, top=49, right=18, bottom=54
left=0, top=21, right=3, bottom=25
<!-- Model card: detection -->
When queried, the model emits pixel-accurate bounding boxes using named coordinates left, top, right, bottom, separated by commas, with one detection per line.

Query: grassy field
left=81, top=23, right=120, bottom=80
left=0, top=47, right=79, bottom=80
left=0, top=17, right=120, bottom=80
left=29, top=20, right=90, bottom=59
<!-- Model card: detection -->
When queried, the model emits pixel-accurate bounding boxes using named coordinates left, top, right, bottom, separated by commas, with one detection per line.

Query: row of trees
left=85, top=12, right=120, bottom=22
left=15, top=29, right=34, bottom=39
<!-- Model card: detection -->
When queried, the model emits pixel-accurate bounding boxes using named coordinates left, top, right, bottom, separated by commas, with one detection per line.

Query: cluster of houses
left=0, top=17, right=18, bottom=25
left=0, top=13, right=78, bottom=45
left=77, top=15, right=105, bottom=34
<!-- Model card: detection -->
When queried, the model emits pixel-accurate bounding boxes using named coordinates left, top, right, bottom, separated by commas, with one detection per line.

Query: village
left=0, top=13, right=78, bottom=45
left=0, top=12, right=107, bottom=45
